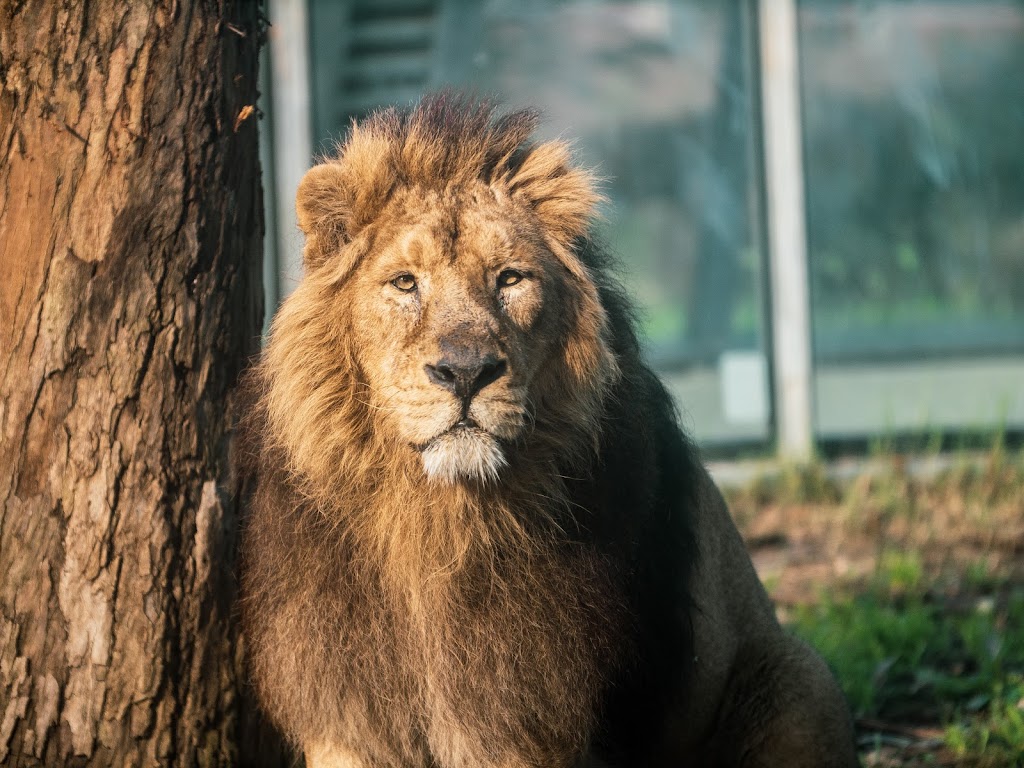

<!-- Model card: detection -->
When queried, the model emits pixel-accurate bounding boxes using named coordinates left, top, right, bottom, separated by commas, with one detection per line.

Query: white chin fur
left=421, top=429, right=507, bottom=484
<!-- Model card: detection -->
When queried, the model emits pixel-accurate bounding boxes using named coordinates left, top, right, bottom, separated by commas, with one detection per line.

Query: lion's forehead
left=372, top=188, right=528, bottom=271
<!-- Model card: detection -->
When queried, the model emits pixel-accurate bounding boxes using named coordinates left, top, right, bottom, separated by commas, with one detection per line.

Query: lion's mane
left=238, top=94, right=699, bottom=767
left=263, top=96, right=617, bottom=502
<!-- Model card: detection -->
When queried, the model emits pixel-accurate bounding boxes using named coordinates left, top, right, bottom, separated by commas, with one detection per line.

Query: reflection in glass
left=801, top=2, right=1024, bottom=435
left=802, top=2, right=1024, bottom=359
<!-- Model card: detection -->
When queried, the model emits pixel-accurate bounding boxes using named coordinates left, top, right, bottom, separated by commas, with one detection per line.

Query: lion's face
left=346, top=184, right=567, bottom=483
left=261, top=101, right=620, bottom=493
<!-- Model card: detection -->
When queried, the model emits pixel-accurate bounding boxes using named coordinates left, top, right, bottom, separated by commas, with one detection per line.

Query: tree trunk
left=0, top=1, right=283, bottom=764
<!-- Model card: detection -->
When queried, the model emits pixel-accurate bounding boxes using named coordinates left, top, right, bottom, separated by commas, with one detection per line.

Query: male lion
left=238, top=93, right=857, bottom=768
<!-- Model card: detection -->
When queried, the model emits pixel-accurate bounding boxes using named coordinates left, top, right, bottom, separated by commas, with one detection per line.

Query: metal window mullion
left=268, top=0, right=315, bottom=304
left=759, top=0, right=814, bottom=460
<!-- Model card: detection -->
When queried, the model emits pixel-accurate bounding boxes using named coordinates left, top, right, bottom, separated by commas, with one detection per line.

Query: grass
left=790, top=578, right=1024, bottom=766
left=725, top=443, right=1024, bottom=766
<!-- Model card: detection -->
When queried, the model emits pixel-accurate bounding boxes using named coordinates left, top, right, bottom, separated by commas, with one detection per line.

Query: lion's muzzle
left=418, top=340, right=513, bottom=483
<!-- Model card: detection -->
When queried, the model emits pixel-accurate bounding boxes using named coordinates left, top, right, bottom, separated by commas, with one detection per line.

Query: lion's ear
left=296, top=162, right=353, bottom=270
left=297, top=127, right=401, bottom=271
left=506, top=141, right=602, bottom=260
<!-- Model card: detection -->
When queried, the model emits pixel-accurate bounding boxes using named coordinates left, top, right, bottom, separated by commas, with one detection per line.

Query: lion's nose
left=425, top=353, right=507, bottom=402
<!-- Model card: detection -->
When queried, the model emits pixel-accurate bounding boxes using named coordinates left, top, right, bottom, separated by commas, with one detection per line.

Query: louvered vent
left=344, top=0, right=438, bottom=116
left=309, top=0, right=440, bottom=146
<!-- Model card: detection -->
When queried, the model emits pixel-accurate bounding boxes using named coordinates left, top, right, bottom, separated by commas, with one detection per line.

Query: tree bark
left=0, top=1, right=282, bottom=764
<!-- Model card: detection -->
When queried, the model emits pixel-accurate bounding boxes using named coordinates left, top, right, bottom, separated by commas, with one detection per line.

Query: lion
left=238, top=93, right=857, bottom=768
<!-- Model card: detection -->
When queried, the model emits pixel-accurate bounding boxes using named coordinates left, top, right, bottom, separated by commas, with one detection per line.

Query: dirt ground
left=722, top=455, right=1024, bottom=766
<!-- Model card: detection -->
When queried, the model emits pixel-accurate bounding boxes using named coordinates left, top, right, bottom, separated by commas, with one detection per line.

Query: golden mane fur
left=239, top=93, right=858, bottom=768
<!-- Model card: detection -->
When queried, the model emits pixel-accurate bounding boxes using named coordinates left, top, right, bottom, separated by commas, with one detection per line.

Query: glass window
left=800, top=1, right=1024, bottom=437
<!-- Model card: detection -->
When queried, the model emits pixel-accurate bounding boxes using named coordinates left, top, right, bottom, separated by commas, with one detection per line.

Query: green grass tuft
left=789, top=580, right=1024, bottom=764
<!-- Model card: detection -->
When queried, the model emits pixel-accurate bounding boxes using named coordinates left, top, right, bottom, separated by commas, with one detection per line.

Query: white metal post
left=267, top=0, right=314, bottom=303
left=759, top=0, right=814, bottom=460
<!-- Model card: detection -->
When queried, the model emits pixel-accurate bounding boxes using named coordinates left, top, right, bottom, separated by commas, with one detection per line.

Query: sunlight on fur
left=238, top=91, right=859, bottom=768
left=420, top=428, right=507, bottom=484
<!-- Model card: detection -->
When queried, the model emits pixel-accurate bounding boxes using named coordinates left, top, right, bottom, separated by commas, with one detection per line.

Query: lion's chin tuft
left=420, top=427, right=507, bottom=484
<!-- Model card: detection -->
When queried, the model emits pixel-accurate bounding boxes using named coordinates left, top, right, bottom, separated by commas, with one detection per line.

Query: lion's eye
left=497, top=269, right=524, bottom=288
left=391, top=274, right=417, bottom=292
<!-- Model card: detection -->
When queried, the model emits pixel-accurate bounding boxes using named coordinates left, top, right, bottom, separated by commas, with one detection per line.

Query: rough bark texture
left=0, top=1, right=282, bottom=765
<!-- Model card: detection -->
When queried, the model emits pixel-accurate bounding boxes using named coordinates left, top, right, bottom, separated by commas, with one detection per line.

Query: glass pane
left=445, top=0, right=771, bottom=445
left=800, top=1, right=1024, bottom=436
